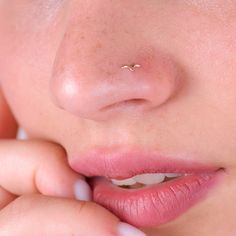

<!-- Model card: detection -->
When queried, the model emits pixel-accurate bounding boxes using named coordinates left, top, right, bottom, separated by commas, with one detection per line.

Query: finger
left=0, top=139, right=90, bottom=199
left=0, top=194, right=146, bottom=236
left=0, top=186, right=16, bottom=210
left=0, top=86, right=18, bottom=138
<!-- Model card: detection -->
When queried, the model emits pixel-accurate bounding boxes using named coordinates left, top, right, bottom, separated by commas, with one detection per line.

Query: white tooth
left=165, top=173, right=183, bottom=178
left=111, top=177, right=136, bottom=186
left=134, top=173, right=165, bottom=185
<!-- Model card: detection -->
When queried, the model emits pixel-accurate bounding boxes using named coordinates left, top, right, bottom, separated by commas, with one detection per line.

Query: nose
left=50, top=19, right=182, bottom=122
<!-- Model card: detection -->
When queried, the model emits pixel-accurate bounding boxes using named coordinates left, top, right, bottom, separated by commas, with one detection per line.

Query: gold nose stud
left=121, top=64, right=141, bottom=72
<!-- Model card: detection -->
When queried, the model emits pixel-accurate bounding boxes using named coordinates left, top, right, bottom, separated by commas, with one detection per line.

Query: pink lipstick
left=70, top=148, right=224, bottom=227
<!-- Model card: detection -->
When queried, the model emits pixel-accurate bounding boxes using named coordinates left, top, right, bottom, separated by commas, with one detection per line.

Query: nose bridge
left=50, top=6, right=182, bottom=121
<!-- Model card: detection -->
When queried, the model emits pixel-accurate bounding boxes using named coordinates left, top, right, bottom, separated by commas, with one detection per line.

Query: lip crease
left=70, top=147, right=224, bottom=227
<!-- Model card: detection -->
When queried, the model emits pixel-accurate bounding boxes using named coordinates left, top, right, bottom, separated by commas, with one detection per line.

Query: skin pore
left=0, top=1, right=236, bottom=235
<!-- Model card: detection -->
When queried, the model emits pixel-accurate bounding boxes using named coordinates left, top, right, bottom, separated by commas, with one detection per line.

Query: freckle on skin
left=95, top=42, right=103, bottom=50
left=92, top=42, right=103, bottom=54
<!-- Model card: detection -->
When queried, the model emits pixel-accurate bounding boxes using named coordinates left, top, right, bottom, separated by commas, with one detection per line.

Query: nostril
left=100, top=98, right=149, bottom=112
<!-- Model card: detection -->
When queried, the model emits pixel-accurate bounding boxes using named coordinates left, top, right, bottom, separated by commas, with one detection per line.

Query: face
left=0, top=1, right=236, bottom=235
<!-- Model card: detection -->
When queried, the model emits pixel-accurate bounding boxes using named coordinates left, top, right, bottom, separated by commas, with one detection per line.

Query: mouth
left=70, top=148, right=225, bottom=228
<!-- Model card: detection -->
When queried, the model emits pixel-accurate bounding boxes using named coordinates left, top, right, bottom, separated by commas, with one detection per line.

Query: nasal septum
left=50, top=46, right=182, bottom=121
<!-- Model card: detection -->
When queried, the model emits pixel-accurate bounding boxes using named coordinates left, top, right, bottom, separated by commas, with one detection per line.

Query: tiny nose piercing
left=121, top=64, right=141, bottom=72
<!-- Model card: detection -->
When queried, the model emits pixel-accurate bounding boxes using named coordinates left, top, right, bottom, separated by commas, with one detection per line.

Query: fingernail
left=74, top=179, right=92, bottom=201
left=117, top=222, right=147, bottom=236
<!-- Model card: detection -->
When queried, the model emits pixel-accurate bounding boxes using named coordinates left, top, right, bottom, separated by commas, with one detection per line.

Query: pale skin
left=0, top=1, right=236, bottom=235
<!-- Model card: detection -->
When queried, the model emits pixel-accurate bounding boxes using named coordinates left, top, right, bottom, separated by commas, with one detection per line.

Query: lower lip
left=90, top=170, right=223, bottom=228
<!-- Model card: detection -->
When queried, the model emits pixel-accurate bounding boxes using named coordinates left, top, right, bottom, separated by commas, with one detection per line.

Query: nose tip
left=50, top=48, right=182, bottom=121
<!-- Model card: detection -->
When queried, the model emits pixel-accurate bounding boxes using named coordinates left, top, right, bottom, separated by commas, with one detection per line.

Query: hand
left=0, top=85, right=87, bottom=207
left=0, top=87, right=146, bottom=236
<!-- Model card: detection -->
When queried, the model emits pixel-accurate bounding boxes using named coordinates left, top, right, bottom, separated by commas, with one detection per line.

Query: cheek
left=0, top=73, right=65, bottom=140
left=0, top=74, right=42, bottom=128
left=0, top=2, right=78, bottom=138
left=0, top=1, right=69, bottom=124
left=0, top=31, right=52, bottom=123
left=0, top=0, right=68, bottom=79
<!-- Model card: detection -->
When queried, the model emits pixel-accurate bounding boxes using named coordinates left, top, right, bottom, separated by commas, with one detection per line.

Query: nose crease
left=100, top=98, right=149, bottom=112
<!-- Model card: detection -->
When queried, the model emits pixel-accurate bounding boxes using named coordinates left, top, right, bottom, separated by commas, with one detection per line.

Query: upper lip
left=69, top=147, right=220, bottom=179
